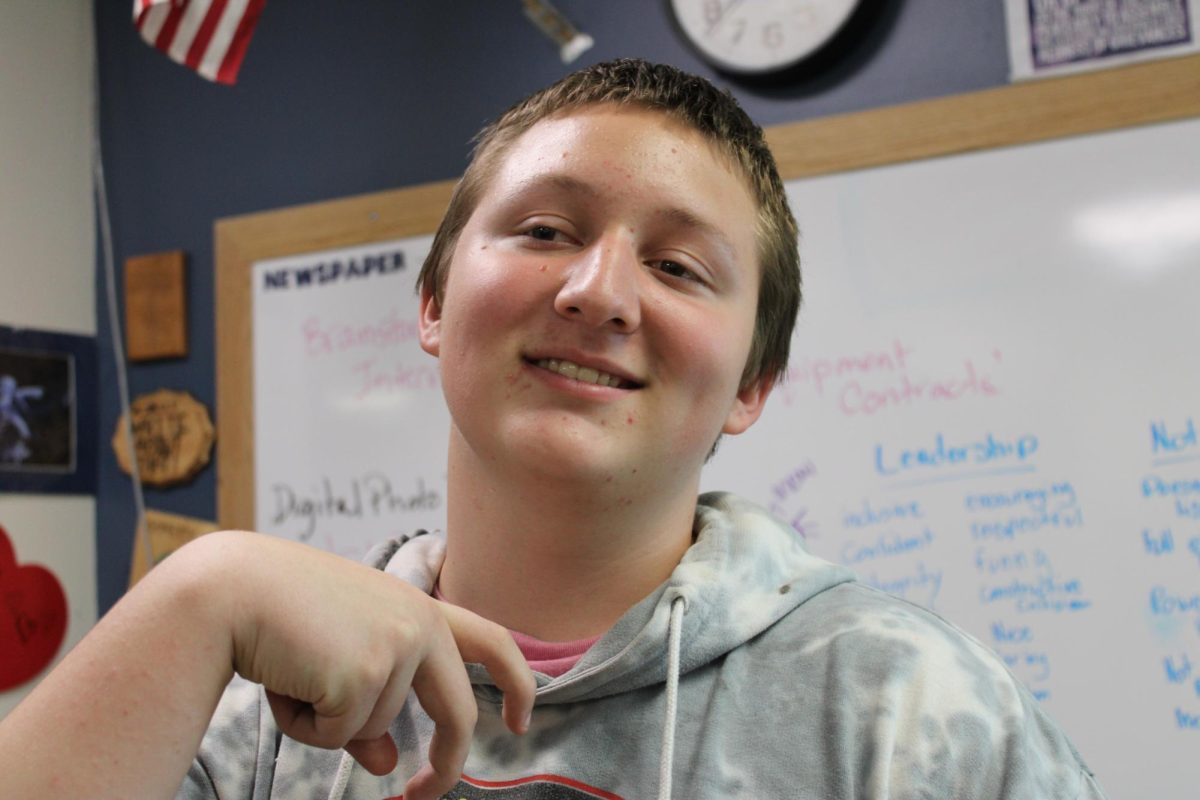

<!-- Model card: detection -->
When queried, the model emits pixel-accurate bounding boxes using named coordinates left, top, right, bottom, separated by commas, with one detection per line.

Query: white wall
left=0, top=1, right=98, bottom=718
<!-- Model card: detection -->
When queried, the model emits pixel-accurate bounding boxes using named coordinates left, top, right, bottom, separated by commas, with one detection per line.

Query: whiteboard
left=253, top=117, right=1200, bottom=798
left=253, top=234, right=444, bottom=559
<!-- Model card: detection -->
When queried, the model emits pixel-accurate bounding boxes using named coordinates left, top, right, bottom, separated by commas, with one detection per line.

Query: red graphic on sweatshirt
left=386, top=771, right=624, bottom=799
left=0, top=523, right=68, bottom=690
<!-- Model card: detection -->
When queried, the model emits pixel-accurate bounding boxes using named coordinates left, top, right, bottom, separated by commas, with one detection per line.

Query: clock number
left=670, top=0, right=866, bottom=77
left=704, top=0, right=723, bottom=26
left=796, top=6, right=817, bottom=31
left=763, top=20, right=783, bottom=49
left=730, top=18, right=746, bottom=44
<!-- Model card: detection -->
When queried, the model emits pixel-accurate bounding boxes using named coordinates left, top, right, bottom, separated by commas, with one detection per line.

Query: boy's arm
left=0, top=530, right=535, bottom=800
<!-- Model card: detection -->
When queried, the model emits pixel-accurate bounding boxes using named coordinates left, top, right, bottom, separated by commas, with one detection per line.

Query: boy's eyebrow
left=514, top=173, right=741, bottom=266
left=512, top=172, right=602, bottom=200
left=654, top=206, right=739, bottom=267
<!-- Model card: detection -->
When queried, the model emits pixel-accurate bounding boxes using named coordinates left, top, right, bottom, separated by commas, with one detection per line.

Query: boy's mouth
left=529, top=358, right=641, bottom=390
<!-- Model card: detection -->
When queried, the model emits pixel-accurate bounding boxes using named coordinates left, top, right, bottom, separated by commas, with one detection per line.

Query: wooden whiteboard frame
left=216, top=53, right=1200, bottom=530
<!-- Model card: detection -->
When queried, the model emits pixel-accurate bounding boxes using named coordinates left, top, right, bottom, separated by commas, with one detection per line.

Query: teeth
left=535, top=358, right=624, bottom=388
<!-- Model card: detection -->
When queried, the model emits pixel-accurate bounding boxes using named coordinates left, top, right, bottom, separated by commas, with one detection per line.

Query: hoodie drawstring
left=328, top=749, right=354, bottom=800
left=328, top=595, right=688, bottom=800
left=657, top=595, right=686, bottom=800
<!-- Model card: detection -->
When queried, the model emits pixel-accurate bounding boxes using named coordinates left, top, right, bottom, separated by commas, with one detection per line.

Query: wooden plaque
left=111, top=389, right=215, bottom=487
left=125, top=250, right=188, bottom=361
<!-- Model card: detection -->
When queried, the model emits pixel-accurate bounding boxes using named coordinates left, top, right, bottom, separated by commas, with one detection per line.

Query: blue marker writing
left=875, top=432, right=1038, bottom=477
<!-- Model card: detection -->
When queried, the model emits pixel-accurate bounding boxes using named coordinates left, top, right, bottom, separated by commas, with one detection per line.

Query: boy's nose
left=553, top=238, right=642, bottom=332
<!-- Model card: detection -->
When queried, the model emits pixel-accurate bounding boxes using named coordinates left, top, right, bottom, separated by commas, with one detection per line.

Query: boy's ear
left=721, top=377, right=774, bottom=436
left=418, top=282, right=442, bottom=357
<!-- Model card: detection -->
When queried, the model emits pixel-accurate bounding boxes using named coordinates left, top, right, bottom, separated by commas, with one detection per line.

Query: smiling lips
left=532, top=358, right=640, bottom=389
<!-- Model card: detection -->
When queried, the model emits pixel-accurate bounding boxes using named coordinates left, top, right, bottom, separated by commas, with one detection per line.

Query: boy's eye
left=654, top=260, right=700, bottom=282
left=526, top=225, right=562, bottom=241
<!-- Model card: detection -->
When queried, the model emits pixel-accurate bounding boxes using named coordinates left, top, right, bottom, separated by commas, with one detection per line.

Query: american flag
left=133, top=0, right=267, bottom=85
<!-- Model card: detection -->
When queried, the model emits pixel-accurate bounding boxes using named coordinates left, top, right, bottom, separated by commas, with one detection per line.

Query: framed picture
left=0, top=326, right=97, bottom=494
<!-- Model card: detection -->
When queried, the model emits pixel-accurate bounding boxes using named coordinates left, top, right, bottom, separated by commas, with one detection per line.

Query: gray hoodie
left=180, top=492, right=1106, bottom=799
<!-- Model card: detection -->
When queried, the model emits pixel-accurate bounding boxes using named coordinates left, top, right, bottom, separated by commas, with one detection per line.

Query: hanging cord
left=327, top=751, right=355, bottom=800
left=658, top=596, right=686, bottom=800
left=91, top=47, right=151, bottom=576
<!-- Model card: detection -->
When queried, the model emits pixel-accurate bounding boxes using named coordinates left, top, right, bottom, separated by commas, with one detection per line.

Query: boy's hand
left=217, top=532, right=536, bottom=800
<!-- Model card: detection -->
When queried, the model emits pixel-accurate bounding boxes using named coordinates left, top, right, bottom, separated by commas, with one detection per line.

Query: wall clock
left=667, top=0, right=872, bottom=81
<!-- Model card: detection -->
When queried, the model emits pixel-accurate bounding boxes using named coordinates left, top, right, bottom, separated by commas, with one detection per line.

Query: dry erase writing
left=269, top=473, right=441, bottom=540
left=260, top=249, right=405, bottom=291
left=790, top=339, right=915, bottom=396
left=963, top=478, right=1082, bottom=546
left=766, top=459, right=818, bottom=538
left=990, top=622, right=1051, bottom=699
left=301, top=309, right=421, bottom=357
left=1149, top=586, right=1200, bottom=616
left=841, top=497, right=924, bottom=528
left=964, top=481, right=1077, bottom=514
left=838, top=358, right=1000, bottom=416
left=1151, top=417, right=1198, bottom=466
left=834, top=495, right=940, bottom=609
left=962, top=469, right=1091, bottom=703
left=1141, top=475, right=1200, bottom=519
left=350, top=357, right=441, bottom=399
left=839, top=528, right=935, bottom=565
left=974, top=546, right=1052, bottom=575
left=978, top=573, right=1091, bottom=613
left=780, top=339, right=1004, bottom=417
left=860, top=561, right=944, bottom=609
left=873, top=431, right=1039, bottom=479
left=969, top=506, right=1084, bottom=542
left=1135, top=415, right=1200, bottom=738
left=991, top=621, right=1033, bottom=644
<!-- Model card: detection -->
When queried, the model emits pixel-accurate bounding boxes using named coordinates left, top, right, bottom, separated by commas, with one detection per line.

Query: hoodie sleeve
left=175, top=676, right=281, bottom=800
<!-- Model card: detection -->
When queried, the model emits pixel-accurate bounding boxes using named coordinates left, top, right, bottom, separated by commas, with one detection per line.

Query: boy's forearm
left=0, top=532, right=241, bottom=799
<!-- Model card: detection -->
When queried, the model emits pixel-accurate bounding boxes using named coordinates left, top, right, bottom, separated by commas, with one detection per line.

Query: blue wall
left=93, top=0, right=1011, bottom=614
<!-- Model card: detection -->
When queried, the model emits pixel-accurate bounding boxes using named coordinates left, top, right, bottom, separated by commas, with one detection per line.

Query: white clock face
left=669, top=0, right=864, bottom=75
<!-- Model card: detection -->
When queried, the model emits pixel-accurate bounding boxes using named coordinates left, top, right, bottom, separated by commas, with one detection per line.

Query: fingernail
left=522, top=710, right=532, bottom=733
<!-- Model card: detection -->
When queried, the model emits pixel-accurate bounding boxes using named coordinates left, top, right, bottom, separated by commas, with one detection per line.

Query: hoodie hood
left=368, top=491, right=855, bottom=705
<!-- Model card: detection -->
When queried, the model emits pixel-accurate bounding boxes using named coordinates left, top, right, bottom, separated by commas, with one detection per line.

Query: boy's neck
left=435, top=432, right=700, bottom=641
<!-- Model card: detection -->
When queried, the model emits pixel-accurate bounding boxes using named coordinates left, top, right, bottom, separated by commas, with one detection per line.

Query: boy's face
left=420, top=106, right=770, bottom=491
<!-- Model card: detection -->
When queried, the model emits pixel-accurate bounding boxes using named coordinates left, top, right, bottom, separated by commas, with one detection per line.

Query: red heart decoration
left=0, top=524, right=68, bottom=690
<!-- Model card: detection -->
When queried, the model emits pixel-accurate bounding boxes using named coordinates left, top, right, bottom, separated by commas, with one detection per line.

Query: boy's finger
left=343, top=734, right=399, bottom=776
left=264, top=689, right=369, bottom=751
left=439, top=602, right=537, bottom=734
left=354, top=658, right=419, bottom=741
left=403, top=747, right=460, bottom=800
left=409, top=626, right=478, bottom=793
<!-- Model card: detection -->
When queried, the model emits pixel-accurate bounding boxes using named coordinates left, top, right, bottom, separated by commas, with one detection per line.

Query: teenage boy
left=0, top=59, right=1105, bottom=800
